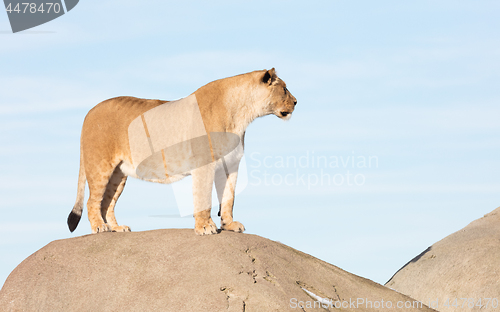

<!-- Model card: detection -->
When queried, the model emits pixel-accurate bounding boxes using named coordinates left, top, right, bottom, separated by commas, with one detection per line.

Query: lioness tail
left=68, top=146, right=86, bottom=232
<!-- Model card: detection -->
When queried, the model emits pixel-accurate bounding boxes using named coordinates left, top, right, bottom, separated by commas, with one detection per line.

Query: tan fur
left=68, top=68, right=297, bottom=235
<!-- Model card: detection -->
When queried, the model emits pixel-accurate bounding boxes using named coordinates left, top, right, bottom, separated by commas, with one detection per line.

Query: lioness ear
left=262, top=68, right=277, bottom=85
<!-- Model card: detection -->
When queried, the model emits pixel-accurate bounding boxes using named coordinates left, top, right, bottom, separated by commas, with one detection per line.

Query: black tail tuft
left=67, top=211, right=82, bottom=232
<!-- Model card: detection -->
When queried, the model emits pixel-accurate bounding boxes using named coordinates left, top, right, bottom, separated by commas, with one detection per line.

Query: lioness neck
left=194, top=76, right=269, bottom=136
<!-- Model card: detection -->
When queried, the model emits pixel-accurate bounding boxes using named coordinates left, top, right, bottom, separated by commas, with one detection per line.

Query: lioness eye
left=283, top=87, right=287, bottom=94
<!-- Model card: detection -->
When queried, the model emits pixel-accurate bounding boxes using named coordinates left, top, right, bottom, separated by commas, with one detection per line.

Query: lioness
left=67, top=68, right=297, bottom=235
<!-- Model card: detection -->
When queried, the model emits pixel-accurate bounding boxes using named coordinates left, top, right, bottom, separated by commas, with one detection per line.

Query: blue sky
left=1, top=0, right=499, bottom=287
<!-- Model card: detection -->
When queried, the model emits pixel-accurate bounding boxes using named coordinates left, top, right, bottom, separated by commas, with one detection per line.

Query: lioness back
left=82, top=97, right=168, bottom=166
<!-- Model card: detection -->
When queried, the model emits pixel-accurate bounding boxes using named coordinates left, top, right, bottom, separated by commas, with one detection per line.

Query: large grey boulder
left=1, top=229, right=434, bottom=311
left=386, top=207, right=500, bottom=311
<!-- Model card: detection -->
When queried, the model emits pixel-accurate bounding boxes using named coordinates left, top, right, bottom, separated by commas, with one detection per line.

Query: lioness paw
left=195, top=219, right=218, bottom=236
left=112, top=225, right=131, bottom=232
left=221, top=221, right=245, bottom=233
left=92, top=223, right=112, bottom=234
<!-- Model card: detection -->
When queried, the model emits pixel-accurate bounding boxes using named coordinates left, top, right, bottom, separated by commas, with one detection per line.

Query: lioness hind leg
left=87, top=170, right=113, bottom=234
left=101, top=166, right=130, bottom=232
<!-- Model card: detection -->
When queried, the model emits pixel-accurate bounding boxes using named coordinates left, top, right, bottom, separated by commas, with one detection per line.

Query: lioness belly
left=119, top=161, right=189, bottom=184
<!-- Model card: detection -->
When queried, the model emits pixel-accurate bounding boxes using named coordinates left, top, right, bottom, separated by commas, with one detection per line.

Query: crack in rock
left=220, top=286, right=247, bottom=312
left=220, top=286, right=232, bottom=309
left=244, top=248, right=256, bottom=263
left=331, top=285, right=341, bottom=302
left=239, top=248, right=281, bottom=289
left=237, top=270, right=256, bottom=284
left=263, top=270, right=280, bottom=286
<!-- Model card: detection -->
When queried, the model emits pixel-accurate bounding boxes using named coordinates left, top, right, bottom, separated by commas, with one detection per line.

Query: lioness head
left=260, top=68, right=297, bottom=120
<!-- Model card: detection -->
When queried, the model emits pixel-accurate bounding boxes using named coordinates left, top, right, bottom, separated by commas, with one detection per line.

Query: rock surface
left=1, top=229, right=434, bottom=311
left=386, top=206, right=500, bottom=312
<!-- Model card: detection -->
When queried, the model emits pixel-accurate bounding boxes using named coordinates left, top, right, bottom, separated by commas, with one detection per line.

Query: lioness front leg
left=219, top=171, right=245, bottom=233
left=192, top=164, right=218, bottom=235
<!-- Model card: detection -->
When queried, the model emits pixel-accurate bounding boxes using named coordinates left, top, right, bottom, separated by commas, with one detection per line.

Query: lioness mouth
left=280, top=111, right=290, bottom=117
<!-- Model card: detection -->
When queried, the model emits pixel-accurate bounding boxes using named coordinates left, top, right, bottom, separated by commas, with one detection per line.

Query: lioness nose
left=293, top=100, right=297, bottom=106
